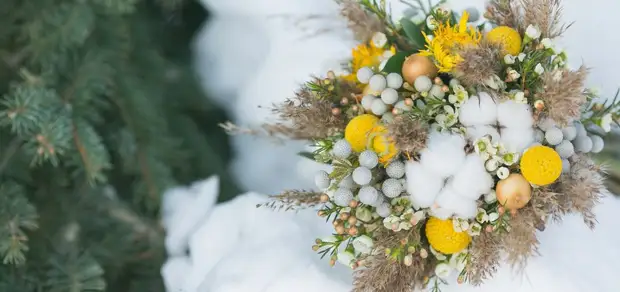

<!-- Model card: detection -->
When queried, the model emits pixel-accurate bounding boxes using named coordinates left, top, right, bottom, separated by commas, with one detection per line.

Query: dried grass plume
left=338, top=0, right=385, bottom=43
left=538, top=66, right=589, bottom=126
left=456, top=40, right=504, bottom=87
left=387, top=115, right=429, bottom=155
left=465, top=232, right=501, bottom=286
left=521, top=0, right=571, bottom=38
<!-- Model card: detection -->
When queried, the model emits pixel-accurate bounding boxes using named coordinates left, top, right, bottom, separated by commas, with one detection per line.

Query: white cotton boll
left=458, top=93, right=498, bottom=126
left=381, top=88, right=399, bottom=104
left=371, top=99, right=388, bottom=115
left=500, top=127, right=534, bottom=153
left=534, top=129, right=545, bottom=143
left=545, top=127, right=564, bottom=145
left=361, top=95, right=376, bottom=110
left=376, top=203, right=392, bottom=217
left=574, top=121, right=587, bottom=138
left=369, top=74, right=387, bottom=91
left=466, top=125, right=500, bottom=142
left=555, top=140, right=575, bottom=159
left=453, top=200, right=478, bottom=219
left=497, top=100, right=534, bottom=129
left=573, top=135, right=593, bottom=153
left=386, top=73, right=403, bottom=89
left=405, top=161, right=444, bottom=208
left=359, top=150, right=379, bottom=169
left=591, top=135, right=605, bottom=153
left=435, top=187, right=479, bottom=219
left=450, top=154, right=494, bottom=200
left=562, top=125, right=578, bottom=141
left=382, top=178, right=403, bottom=198
left=314, top=170, right=330, bottom=190
left=358, top=186, right=379, bottom=206
left=538, top=117, right=557, bottom=131
left=334, top=188, right=354, bottom=207
left=430, top=205, right=454, bottom=220
left=420, top=131, right=467, bottom=177
left=414, top=76, right=432, bottom=92
left=386, top=160, right=406, bottom=178
left=352, top=167, right=372, bottom=185
left=357, top=67, right=374, bottom=84
left=562, top=159, right=571, bottom=174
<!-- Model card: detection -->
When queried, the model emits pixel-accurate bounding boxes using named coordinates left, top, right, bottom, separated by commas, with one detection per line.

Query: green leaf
left=298, top=151, right=315, bottom=161
left=400, top=18, right=425, bottom=48
left=381, top=51, right=410, bottom=75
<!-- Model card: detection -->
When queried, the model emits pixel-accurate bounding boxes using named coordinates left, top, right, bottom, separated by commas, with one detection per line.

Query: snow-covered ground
left=162, top=0, right=620, bottom=291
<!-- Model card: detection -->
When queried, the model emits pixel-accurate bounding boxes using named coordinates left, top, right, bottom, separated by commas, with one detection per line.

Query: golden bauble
left=401, top=54, right=438, bottom=85
left=495, top=174, right=532, bottom=210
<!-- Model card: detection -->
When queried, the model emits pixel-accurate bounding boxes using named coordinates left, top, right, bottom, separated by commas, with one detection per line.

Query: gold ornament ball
left=401, top=54, right=438, bottom=85
left=495, top=173, right=532, bottom=210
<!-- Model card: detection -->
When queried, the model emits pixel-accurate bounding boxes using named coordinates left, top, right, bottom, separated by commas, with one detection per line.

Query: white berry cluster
left=357, top=67, right=411, bottom=123
left=313, top=139, right=410, bottom=218
left=405, top=131, right=493, bottom=219
left=535, top=118, right=604, bottom=174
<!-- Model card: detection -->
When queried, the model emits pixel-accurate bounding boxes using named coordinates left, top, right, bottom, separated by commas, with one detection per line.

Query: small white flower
left=485, top=158, right=500, bottom=172
left=488, top=212, right=500, bottom=222
left=449, top=252, right=468, bottom=272
left=411, top=210, right=426, bottom=225
left=435, top=263, right=453, bottom=280
left=468, top=223, right=482, bottom=236
left=371, top=32, right=388, bottom=48
left=514, top=91, right=526, bottom=103
left=517, top=53, right=526, bottom=62
left=504, top=54, right=516, bottom=64
left=484, top=75, right=501, bottom=90
left=426, top=15, right=438, bottom=30
left=321, top=235, right=338, bottom=243
left=484, top=190, right=497, bottom=204
left=452, top=85, right=469, bottom=104
left=501, top=152, right=519, bottom=166
left=602, top=113, right=613, bottom=132
left=404, top=254, right=414, bottom=266
left=436, top=105, right=458, bottom=128
left=453, top=218, right=470, bottom=232
left=352, top=235, right=374, bottom=255
left=497, top=167, right=510, bottom=179
left=430, top=246, right=447, bottom=261
left=525, top=24, right=541, bottom=39
left=541, top=38, right=554, bottom=51
left=507, top=69, right=521, bottom=81
left=534, top=63, right=545, bottom=75
left=337, top=251, right=356, bottom=267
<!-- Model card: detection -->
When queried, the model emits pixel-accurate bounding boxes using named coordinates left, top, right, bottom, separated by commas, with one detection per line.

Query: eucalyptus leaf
left=400, top=18, right=425, bottom=48
left=382, top=51, right=410, bottom=75
left=298, top=151, right=316, bottom=161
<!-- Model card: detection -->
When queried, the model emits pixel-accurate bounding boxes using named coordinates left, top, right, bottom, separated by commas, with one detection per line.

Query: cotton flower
left=602, top=113, right=613, bottom=132
left=504, top=54, right=516, bottom=64
left=434, top=186, right=477, bottom=219
left=497, top=99, right=534, bottom=128
left=450, top=154, right=494, bottom=200
left=419, top=131, right=467, bottom=177
left=467, top=126, right=500, bottom=144
left=501, top=127, right=535, bottom=153
left=459, top=93, right=498, bottom=126
left=352, top=235, right=374, bottom=255
left=435, top=263, right=453, bottom=280
left=534, top=63, right=545, bottom=75
left=406, top=161, right=445, bottom=208
left=525, top=24, right=541, bottom=39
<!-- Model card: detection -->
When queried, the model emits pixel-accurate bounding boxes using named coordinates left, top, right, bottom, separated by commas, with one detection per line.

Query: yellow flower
left=419, top=11, right=481, bottom=72
left=425, top=217, right=471, bottom=254
left=486, top=26, right=522, bottom=56
left=342, top=43, right=396, bottom=83
left=370, top=125, right=398, bottom=165
left=345, top=114, right=380, bottom=152
left=520, top=145, right=562, bottom=186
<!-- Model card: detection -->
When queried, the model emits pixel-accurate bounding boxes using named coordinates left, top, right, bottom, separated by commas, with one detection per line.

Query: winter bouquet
left=224, top=0, right=620, bottom=291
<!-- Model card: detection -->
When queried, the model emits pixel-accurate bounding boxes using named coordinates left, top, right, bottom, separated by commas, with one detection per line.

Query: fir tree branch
left=0, top=137, right=22, bottom=177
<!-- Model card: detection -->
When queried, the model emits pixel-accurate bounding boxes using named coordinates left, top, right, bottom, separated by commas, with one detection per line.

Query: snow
left=163, top=0, right=620, bottom=291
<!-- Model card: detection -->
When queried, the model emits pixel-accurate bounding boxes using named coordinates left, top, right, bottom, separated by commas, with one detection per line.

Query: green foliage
left=0, top=0, right=240, bottom=290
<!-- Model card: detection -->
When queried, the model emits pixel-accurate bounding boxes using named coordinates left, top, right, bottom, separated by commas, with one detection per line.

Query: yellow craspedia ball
left=486, top=26, right=522, bottom=56
left=520, top=145, right=562, bottom=186
left=345, top=114, right=380, bottom=152
left=371, top=125, right=398, bottom=164
left=425, top=217, right=471, bottom=254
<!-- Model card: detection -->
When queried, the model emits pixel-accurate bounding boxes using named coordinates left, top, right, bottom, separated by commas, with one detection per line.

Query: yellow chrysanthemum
left=419, top=11, right=481, bottom=72
left=370, top=125, right=398, bottom=164
left=486, top=26, right=522, bottom=56
left=520, top=145, right=562, bottom=186
left=425, top=217, right=471, bottom=254
left=342, top=43, right=396, bottom=83
left=344, top=114, right=380, bottom=152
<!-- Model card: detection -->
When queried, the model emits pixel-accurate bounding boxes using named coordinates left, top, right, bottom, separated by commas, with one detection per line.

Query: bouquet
left=224, top=0, right=620, bottom=291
